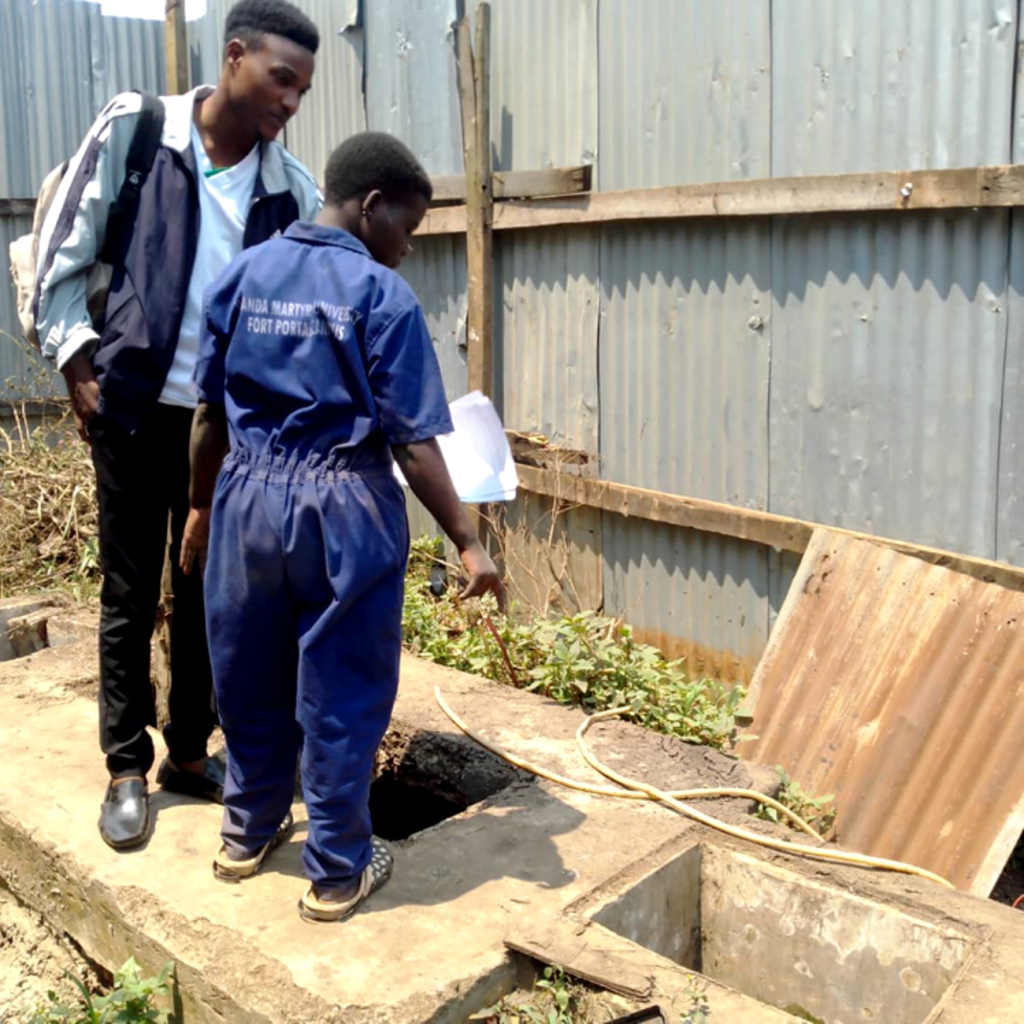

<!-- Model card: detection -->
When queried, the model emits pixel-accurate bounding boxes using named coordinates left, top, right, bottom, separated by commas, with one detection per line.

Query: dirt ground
left=0, top=884, right=103, bottom=1023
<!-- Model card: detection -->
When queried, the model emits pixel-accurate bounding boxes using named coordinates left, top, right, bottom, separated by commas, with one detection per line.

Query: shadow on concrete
left=185, top=778, right=588, bottom=915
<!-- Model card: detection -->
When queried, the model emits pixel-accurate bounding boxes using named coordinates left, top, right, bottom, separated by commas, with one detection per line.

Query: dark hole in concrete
left=0, top=601, right=52, bottom=662
left=369, top=775, right=470, bottom=840
left=991, top=829, right=1024, bottom=907
left=593, top=844, right=971, bottom=1024
left=370, top=722, right=525, bottom=840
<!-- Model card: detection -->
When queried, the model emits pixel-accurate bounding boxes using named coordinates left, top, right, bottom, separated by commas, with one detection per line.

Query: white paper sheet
left=395, top=391, right=518, bottom=503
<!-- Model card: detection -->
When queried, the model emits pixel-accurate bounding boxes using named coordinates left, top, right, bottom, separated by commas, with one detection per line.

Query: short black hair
left=324, top=132, right=433, bottom=207
left=224, top=0, right=320, bottom=55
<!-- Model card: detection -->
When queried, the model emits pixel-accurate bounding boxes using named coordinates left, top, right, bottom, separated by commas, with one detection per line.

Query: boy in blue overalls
left=181, top=132, right=503, bottom=922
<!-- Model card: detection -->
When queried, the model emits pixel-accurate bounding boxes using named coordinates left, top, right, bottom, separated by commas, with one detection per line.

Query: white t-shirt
left=158, top=125, right=259, bottom=408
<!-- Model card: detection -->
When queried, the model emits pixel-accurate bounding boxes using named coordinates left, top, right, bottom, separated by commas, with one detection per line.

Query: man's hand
left=458, top=539, right=505, bottom=611
left=61, top=353, right=100, bottom=442
left=180, top=507, right=211, bottom=576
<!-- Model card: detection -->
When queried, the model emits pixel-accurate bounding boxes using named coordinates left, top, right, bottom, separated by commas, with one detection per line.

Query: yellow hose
left=434, top=686, right=954, bottom=889
left=433, top=688, right=822, bottom=838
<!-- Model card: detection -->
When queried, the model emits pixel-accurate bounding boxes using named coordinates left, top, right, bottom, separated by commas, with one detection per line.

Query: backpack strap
left=100, top=91, right=165, bottom=263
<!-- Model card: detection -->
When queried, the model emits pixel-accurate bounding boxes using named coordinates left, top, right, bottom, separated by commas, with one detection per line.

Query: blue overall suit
left=195, top=222, right=453, bottom=887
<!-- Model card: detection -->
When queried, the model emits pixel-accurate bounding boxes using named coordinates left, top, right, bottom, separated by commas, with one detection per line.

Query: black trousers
left=90, top=404, right=216, bottom=778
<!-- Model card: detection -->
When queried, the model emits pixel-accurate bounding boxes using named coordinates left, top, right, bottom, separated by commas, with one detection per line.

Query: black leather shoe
left=99, top=777, right=150, bottom=850
left=156, top=752, right=225, bottom=804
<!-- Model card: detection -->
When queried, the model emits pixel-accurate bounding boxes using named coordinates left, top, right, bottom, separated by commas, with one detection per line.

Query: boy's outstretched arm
left=392, top=438, right=505, bottom=609
left=180, top=400, right=229, bottom=575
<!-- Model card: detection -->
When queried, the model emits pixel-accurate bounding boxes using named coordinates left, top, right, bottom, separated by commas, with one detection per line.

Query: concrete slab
left=0, top=594, right=66, bottom=661
left=0, top=620, right=1023, bottom=1023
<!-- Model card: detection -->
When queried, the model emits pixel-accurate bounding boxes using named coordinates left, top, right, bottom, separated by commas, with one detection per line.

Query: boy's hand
left=180, top=508, right=211, bottom=576
left=458, top=540, right=505, bottom=612
left=61, top=353, right=100, bottom=443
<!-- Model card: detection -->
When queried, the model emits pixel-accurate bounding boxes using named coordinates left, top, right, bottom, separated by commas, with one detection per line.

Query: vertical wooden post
left=165, top=0, right=190, bottom=96
left=456, top=4, right=493, bottom=399
left=455, top=6, right=494, bottom=548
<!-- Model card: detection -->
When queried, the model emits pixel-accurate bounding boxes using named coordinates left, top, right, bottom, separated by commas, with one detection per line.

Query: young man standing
left=35, top=0, right=321, bottom=850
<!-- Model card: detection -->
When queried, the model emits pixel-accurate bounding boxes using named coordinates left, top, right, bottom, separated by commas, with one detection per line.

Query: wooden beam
left=417, top=164, right=1024, bottom=237
left=164, top=0, right=189, bottom=96
left=494, top=165, right=592, bottom=199
left=430, top=176, right=472, bottom=203
left=0, top=199, right=36, bottom=217
left=419, top=204, right=469, bottom=235
left=517, top=464, right=811, bottom=553
left=430, top=165, right=592, bottom=204
left=516, top=464, right=1024, bottom=592
left=456, top=4, right=494, bottom=398
left=504, top=928, right=653, bottom=1001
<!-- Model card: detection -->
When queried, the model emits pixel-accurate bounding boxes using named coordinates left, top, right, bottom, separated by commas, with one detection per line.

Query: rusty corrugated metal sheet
left=603, top=518, right=769, bottom=685
left=768, top=1, right=1017, bottom=563
left=771, top=0, right=1017, bottom=177
left=282, top=0, right=366, bottom=180
left=593, top=1, right=772, bottom=674
left=0, top=0, right=164, bottom=396
left=747, top=528, right=1024, bottom=895
left=1, top=0, right=97, bottom=198
left=0, top=214, right=63, bottom=400
left=497, top=225, right=599, bottom=449
left=398, top=234, right=469, bottom=542
left=363, top=0, right=462, bottom=177
left=995, top=13, right=1024, bottom=566
left=398, top=235, right=468, bottom=402
left=598, top=0, right=770, bottom=191
left=768, top=209, right=1010, bottom=560
left=596, top=219, right=771, bottom=681
left=997, top=214, right=1024, bottom=566
left=488, top=0, right=597, bottom=175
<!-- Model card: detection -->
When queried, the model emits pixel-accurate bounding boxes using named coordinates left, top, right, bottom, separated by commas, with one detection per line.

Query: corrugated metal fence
left=2, top=0, right=1022, bottom=680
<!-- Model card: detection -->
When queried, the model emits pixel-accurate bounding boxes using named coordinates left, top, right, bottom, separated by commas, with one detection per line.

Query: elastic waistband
left=222, top=444, right=393, bottom=484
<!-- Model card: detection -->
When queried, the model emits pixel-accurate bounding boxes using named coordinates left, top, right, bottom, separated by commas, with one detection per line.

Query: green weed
left=755, top=765, right=836, bottom=836
left=472, top=965, right=582, bottom=1024
left=680, top=975, right=713, bottom=1022
left=403, top=537, right=751, bottom=752
left=30, top=957, right=174, bottom=1024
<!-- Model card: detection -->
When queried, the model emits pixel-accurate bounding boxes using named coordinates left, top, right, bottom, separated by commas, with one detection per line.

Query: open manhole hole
left=369, top=722, right=524, bottom=841
left=0, top=599, right=93, bottom=662
left=592, top=845, right=972, bottom=1024
left=370, top=775, right=471, bottom=840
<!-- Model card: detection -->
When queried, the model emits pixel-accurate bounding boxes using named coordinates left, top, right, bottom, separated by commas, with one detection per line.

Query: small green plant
left=31, top=957, right=174, bottom=1024
left=680, top=975, right=712, bottom=1022
left=472, top=965, right=581, bottom=1023
left=402, top=538, right=751, bottom=752
left=755, top=766, right=836, bottom=836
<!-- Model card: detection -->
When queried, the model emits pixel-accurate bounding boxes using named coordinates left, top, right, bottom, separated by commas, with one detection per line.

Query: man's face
left=362, top=192, right=429, bottom=269
left=227, top=34, right=315, bottom=142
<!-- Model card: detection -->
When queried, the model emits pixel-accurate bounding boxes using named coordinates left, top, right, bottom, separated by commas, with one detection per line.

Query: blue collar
left=284, top=222, right=372, bottom=258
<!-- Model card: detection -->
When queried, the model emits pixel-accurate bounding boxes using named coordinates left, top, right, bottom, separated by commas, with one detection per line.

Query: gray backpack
left=8, top=91, right=165, bottom=350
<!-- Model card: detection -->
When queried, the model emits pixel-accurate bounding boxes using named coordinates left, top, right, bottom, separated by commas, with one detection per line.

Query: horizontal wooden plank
left=430, top=176, right=470, bottom=203
left=0, top=199, right=35, bottom=217
left=417, top=164, right=1024, bottom=236
left=430, top=165, right=591, bottom=203
left=493, top=165, right=592, bottom=199
left=504, top=928, right=652, bottom=1001
left=516, top=464, right=811, bottom=554
left=516, top=464, right=1024, bottom=592
left=419, top=204, right=468, bottom=233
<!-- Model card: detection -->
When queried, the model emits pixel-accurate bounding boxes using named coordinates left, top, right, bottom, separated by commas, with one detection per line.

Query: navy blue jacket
left=35, top=87, right=321, bottom=432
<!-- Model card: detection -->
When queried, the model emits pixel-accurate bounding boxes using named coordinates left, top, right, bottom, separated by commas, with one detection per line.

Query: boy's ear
left=361, top=190, right=384, bottom=218
left=224, top=38, right=246, bottom=70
